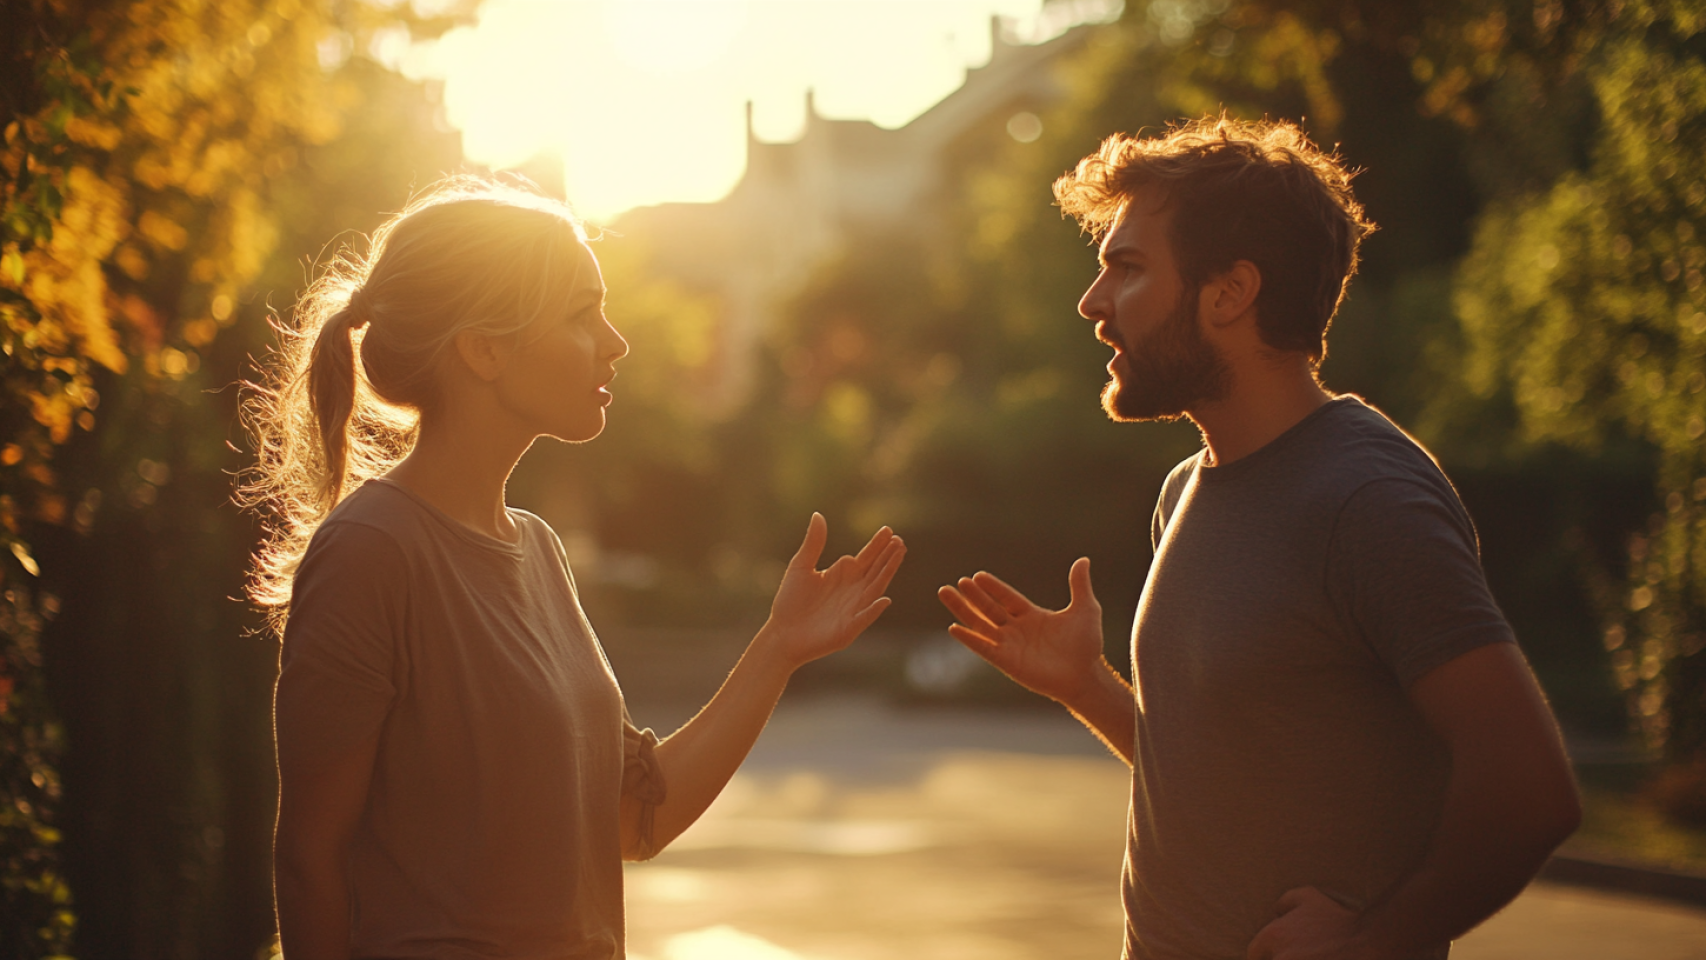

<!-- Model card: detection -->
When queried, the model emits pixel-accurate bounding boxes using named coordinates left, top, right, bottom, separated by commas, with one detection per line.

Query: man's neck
left=1189, top=355, right=1332, bottom=467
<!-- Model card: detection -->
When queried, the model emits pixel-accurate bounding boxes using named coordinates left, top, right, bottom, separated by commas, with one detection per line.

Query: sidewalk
left=623, top=696, right=1706, bottom=960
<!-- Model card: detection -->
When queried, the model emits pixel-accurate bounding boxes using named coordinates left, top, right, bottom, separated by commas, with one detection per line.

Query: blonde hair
left=238, top=176, right=589, bottom=631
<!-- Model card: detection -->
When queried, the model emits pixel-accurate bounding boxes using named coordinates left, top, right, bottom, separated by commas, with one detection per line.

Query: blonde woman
left=242, top=179, right=905, bottom=959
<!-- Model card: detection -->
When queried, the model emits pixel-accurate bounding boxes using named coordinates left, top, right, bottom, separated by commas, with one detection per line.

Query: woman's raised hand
left=759, top=513, right=906, bottom=672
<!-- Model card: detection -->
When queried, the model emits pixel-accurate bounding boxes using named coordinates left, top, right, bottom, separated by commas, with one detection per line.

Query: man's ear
left=1201, top=260, right=1261, bottom=331
left=453, top=328, right=510, bottom=382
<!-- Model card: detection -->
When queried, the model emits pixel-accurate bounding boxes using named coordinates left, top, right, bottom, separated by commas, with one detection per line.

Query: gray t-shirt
left=276, top=478, right=665, bottom=960
left=1122, top=397, right=1513, bottom=960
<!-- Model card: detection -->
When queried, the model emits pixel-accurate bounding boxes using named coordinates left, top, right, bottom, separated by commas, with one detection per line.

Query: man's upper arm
left=1328, top=477, right=1514, bottom=686
left=1407, top=642, right=1581, bottom=839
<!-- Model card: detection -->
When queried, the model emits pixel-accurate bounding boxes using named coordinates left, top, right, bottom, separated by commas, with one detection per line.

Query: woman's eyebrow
left=567, top=287, right=607, bottom=311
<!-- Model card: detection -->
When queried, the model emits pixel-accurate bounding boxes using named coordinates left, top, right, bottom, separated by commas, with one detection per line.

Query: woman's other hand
left=759, top=513, right=905, bottom=672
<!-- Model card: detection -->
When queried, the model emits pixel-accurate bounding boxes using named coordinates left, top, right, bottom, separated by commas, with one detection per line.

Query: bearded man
left=938, top=117, right=1581, bottom=960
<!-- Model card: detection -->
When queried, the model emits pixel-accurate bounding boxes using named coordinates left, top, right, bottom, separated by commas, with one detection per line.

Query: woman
left=241, top=177, right=905, bottom=959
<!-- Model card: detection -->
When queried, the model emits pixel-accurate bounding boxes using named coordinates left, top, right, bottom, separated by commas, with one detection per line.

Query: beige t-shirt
left=276, top=478, right=665, bottom=960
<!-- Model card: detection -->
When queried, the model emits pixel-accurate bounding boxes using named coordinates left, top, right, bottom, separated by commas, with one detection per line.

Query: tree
left=1449, top=3, right=1706, bottom=810
left=3, top=1, right=469, bottom=955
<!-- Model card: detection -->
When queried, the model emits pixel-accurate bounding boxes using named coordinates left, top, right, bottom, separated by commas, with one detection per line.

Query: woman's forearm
left=629, top=627, right=793, bottom=856
left=623, top=519, right=904, bottom=859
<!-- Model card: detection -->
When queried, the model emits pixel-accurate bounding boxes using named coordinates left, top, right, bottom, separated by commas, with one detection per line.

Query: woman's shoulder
left=317, top=478, right=414, bottom=531
left=301, top=486, right=413, bottom=574
left=506, top=507, right=569, bottom=564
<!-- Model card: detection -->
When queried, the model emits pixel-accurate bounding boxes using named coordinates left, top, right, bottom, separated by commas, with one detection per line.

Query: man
left=937, top=117, right=1581, bottom=960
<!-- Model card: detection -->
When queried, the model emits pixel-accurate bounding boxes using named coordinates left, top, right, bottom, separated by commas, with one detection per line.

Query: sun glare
left=404, top=0, right=1120, bottom=222
left=608, top=0, right=750, bottom=74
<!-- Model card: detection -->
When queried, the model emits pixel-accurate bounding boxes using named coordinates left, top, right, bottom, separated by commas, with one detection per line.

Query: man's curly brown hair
left=1054, top=115, right=1375, bottom=362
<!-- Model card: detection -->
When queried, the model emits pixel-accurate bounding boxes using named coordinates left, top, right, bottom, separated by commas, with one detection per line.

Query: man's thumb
left=1068, top=556, right=1097, bottom=608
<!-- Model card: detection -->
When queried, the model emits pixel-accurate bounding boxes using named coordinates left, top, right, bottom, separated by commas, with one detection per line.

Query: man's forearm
left=1063, top=659, right=1136, bottom=767
left=1346, top=644, right=1582, bottom=955
left=1350, top=759, right=1579, bottom=955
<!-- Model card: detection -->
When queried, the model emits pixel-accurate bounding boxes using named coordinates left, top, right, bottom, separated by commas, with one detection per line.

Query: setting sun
left=403, top=0, right=1120, bottom=221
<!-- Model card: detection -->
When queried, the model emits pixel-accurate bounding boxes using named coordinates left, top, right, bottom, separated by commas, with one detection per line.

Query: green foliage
left=2, top=1, right=470, bottom=955
left=1452, top=6, right=1706, bottom=762
left=0, top=579, right=74, bottom=960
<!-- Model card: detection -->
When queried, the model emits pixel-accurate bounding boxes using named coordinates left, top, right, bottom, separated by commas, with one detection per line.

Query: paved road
left=623, top=696, right=1706, bottom=960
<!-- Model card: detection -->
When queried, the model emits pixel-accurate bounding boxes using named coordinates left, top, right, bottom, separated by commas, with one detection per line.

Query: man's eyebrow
left=1099, top=242, right=1143, bottom=266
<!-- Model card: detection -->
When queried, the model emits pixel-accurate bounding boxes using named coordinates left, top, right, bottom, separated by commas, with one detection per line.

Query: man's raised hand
left=937, top=558, right=1107, bottom=707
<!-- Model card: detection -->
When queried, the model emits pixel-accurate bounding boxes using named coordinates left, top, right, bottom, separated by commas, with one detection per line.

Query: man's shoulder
left=1155, top=450, right=1206, bottom=526
left=1306, top=396, right=1456, bottom=493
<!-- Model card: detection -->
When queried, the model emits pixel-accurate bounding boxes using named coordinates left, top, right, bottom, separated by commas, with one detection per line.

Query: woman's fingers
left=850, top=596, right=893, bottom=635
left=863, top=539, right=906, bottom=597
left=970, top=570, right=1034, bottom=618
left=850, top=525, right=894, bottom=572
left=790, top=512, right=829, bottom=573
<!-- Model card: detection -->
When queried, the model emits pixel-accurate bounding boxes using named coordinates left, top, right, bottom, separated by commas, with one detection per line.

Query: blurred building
left=612, top=16, right=1101, bottom=413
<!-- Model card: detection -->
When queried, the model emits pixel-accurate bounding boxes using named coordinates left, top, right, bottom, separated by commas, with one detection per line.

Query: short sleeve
left=1152, top=456, right=1200, bottom=552
left=275, top=521, right=406, bottom=771
left=620, top=711, right=667, bottom=859
left=1326, top=478, right=1515, bottom=687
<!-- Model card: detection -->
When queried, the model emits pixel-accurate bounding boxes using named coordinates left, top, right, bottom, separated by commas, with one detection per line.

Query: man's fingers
left=1244, top=920, right=1276, bottom=960
left=970, top=570, right=1034, bottom=618
left=1067, top=557, right=1099, bottom=610
left=958, top=577, right=1013, bottom=625
left=938, top=584, right=1002, bottom=632
left=790, top=511, right=829, bottom=572
left=946, top=622, right=999, bottom=657
left=1271, top=886, right=1312, bottom=915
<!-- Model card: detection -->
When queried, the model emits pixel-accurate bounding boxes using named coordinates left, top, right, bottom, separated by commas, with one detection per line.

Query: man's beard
left=1101, top=285, right=1231, bottom=422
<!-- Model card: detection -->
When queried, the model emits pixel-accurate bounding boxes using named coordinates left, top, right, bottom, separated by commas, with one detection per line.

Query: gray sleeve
left=1151, top=495, right=1168, bottom=553
left=275, top=521, right=405, bottom=768
left=1326, top=478, right=1515, bottom=688
left=1152, top=457, right=1199, bottom=552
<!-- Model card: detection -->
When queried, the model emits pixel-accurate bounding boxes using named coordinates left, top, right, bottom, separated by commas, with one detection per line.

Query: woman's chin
left=547, top=410, right=607, bottom=444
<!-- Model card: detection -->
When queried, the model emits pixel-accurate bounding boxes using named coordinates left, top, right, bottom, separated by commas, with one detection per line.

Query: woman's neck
left=387, top=409, right=534, bottom=541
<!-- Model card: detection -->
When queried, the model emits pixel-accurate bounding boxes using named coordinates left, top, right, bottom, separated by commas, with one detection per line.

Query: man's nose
left=1078, top=274, right=1107, bottom=322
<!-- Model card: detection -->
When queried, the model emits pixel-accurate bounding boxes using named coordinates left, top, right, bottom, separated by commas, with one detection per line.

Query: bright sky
left=402, top=0, right=1121, bottom=222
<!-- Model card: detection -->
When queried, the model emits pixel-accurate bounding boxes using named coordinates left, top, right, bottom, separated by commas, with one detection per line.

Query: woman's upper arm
left=617, top=713, right=667, bottom=861
left=274, top=521, right=404, bottom=861
left=276, top=726, right=383, bottom=863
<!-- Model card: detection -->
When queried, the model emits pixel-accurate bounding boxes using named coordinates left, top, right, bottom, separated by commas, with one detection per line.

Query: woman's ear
left=1201, top=259, right=1262, bottom=331
left=453, top=328, right=511, bottom=382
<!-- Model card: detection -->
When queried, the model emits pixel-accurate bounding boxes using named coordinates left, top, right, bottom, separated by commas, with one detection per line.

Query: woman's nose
left=604, top=320, right=630, bottom=362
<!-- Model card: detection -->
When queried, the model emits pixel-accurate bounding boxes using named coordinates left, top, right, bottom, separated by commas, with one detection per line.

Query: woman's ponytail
left=306, top=293, right=370, bottom=508
left=239, top=175, right=588, bottom=635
